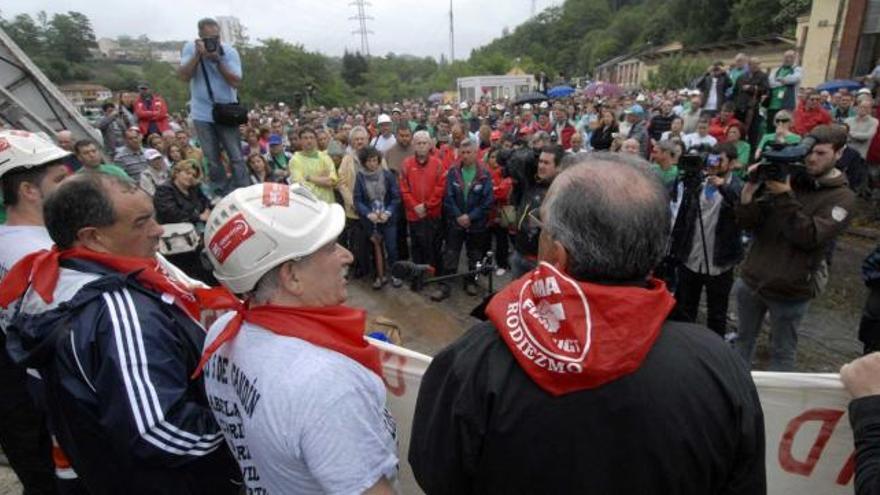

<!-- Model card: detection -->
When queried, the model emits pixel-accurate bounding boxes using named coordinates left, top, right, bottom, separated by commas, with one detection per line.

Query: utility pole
left=349, top=0, right=373, bottom=56
left=449, top=0, right=455, bottom=62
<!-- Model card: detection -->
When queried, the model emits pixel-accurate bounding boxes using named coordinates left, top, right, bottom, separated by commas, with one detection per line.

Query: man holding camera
left=178, top=18, right=246, bottom=194
left=735, top=125, right=857, bottom=370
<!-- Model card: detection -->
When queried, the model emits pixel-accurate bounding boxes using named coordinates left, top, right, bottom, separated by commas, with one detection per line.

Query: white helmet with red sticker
left=0, top=130, right=71, bottom=180
left=204, top=182, right=345, bottom=294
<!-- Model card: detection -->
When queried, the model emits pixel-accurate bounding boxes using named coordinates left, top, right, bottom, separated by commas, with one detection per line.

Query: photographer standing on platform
left=178, top=18, right=246, bottom=194
left=735, top=125, right=856, bottom=370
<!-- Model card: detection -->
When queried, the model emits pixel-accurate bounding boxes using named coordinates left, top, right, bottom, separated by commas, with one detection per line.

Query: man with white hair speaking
left=196, top=183, right=398, bottom=494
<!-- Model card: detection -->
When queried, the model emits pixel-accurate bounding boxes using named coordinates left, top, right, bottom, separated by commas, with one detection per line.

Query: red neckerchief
left=485, top=262, right=675, bottom=397
left=193, top=300, right=381, bottom=379
left=0, top=246, right=231, bottom=322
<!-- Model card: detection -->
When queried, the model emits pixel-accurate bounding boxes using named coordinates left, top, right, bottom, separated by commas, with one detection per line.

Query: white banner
left=370, top=340, right=857, bottom=494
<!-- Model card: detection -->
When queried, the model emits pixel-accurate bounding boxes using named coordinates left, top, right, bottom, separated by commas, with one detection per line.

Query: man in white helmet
left=198, top=183, right=398, bottom=494
left=371, top=114, right=397, bottom=155
left=0, top=129, right=70, bottom=494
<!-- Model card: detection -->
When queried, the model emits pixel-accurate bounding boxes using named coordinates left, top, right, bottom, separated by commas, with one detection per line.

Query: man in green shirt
left=650, top=140, right=681, bottom=187
left=767, top=50, right=803, bottom=132
left=74, top=139, right=131, bottom=181
left=290, top=127, right=338, bottom=203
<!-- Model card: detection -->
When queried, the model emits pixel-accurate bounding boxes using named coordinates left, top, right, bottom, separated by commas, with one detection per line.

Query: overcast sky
left=3, top=0, right=560, bottom=60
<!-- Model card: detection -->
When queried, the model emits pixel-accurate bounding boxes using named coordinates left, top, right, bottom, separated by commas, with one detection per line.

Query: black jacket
left=590, top=123, right=617, bottom=151
left=154, top=183, right=211, bottom=225
left=696, top=71, right=733, bottom=109
left=849, top=395, right=880, bottom=495
left=649, top=113, right=675, bottom=141
left=409, top=320, right=766, bottom=494
left=5, top=259, right=239, bottom=495
left=670, top=175, right=745, bottom=270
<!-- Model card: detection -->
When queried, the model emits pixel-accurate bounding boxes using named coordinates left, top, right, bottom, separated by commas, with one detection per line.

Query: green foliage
left=341, top=51, right=369, bottom=87
left=0, top=10, right=97, bottom=81
left=644, top=55, right=711, bottom=90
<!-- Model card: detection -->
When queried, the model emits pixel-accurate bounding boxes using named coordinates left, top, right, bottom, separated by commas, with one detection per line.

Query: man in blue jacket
left=0, top=173, right=239, bottom=495
left=435, top=139, right=493, bottom=300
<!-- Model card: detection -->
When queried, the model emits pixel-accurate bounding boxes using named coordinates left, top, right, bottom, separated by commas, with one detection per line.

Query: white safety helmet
left=459, top=101, right=469, bottom=110
left=204, top=183, right=346, bottom=294
left=0, top=130, right=71, bottom=180
left=377, top=114, right=392, bottom=124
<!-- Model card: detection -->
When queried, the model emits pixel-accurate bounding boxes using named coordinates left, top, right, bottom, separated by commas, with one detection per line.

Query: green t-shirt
left=769, top=66, right=794, bottom=110
left=651, top=163, right=679, bottom=186
left=461, top=165, right=477, bottom=200
left=757, top=133, right=802, bottom=155
left=734, top=140, right=751, bottom=167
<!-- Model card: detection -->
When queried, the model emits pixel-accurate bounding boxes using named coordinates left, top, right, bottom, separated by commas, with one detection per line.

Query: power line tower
left=349, top=0, right=373, bottom=56
left=449, top=0, right=455, bottom=62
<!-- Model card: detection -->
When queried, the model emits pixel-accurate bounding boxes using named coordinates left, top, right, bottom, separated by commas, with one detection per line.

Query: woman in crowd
left=147, top=133, right=165, bottom=154
left=167, top=144, right=184, bottom=166
left=590, top=109, right=618, bottom=151
left=242, top=128, right=266, bottom=157
left=660, top=116, right=685, bottom=142
left=485, top=147, right=512, bottom=275
left=354, top=146, right=401, bottom=289
left=246, top=154, right=273, bottom=184
left=154, top=159, right=212, bottom=228
left=755, top=109, right=801, bottom=160
left=725, top=122, right=751, bottom=172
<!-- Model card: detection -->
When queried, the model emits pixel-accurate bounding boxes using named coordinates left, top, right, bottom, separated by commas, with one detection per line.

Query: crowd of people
left=3, top=16, right=880, bottom=495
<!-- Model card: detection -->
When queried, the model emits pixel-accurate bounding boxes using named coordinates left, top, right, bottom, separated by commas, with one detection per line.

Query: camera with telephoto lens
left=202, top=36, right=221, bottom=54
left=748, top=137, right=816, bottom=183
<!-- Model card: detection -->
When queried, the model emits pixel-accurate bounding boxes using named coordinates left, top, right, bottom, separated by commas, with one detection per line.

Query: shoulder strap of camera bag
left=199, top=58, right=216, bottom=104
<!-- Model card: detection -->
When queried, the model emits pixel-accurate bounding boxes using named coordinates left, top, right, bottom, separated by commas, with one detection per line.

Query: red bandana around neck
left=0, top=246, right=230, bottom=322
left=193, top=302, right=381, bottom=379
left=485, top=262, right=675, bottom=397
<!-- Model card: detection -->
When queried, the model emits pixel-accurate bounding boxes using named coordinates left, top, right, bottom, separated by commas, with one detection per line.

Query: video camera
left=678, top=145, right=721, bottom=181
left=748, top=136, right=815, bottom=183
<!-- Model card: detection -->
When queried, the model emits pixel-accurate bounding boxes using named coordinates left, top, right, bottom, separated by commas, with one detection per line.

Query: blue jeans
left=734, top=278, right=810, bottom=371
left=192, top=120, right=248, bottom=195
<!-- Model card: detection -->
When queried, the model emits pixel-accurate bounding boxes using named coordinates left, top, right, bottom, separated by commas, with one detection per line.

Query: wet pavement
left=350, top=233, right=876, bottom=373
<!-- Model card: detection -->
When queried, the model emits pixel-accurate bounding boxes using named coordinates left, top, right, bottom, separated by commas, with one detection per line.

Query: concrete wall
left=800, top=0, right=849, bottom=87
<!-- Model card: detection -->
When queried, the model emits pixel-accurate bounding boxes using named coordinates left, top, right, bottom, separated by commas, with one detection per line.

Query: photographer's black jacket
left=670, top=175, right=745, bottom=270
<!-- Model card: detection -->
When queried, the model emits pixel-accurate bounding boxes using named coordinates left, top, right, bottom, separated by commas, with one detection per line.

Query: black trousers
left=489, top=225, right=510, bottom=269
left=443, top=227, right=490, bottom=283
left=860, top=286, right=880, bottom=354
left=396, top=203, right=410, bottom=261
left=673, top=266, right=735, bottom=337
left=0, top=354, right=56, bottom=495
left=409, top=218, right=444, bottom=273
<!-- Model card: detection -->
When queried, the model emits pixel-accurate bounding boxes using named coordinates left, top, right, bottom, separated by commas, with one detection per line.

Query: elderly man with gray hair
left=410, top=152, right=765, bottom=494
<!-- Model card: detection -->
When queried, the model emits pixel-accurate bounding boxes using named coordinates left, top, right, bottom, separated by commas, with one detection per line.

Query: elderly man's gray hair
left=349, top=125, right=368, bottom=141
left=542, top=152, right=670, bottom=282
left=412, top=130, right=431, bottom=142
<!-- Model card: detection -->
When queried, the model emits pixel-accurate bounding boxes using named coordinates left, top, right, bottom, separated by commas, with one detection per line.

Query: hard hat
left=0, top=130, right=71, bottom=180
left=144, top=148, right=163, bottom=161
left=377, top=114, right=392, bottom=124
left=459, top=101, right=469, bottom=110
left=204, top=183, right=346, bottom=294
left=522, top=103, right=533, bottom=110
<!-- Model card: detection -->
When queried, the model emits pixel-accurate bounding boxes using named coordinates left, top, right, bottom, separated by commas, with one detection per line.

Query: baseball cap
left=624, top=104, right=645, bottom=116
left=391, top=107, right=402, bottom=114
left=522, top=103, right=533, bottom=110
left=268, top=134, right=283, bottom=146
left=858, top=88, right=872, bottom=95
left=144, top=148, right=163, bottom=161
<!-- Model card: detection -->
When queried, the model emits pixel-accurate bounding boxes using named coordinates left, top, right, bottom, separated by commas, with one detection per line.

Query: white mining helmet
left=0, top=130, right=71, bottom=180
left=204, top=183, right=346, bottom=294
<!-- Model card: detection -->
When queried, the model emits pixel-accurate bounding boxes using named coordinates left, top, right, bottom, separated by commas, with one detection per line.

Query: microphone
left=391, top=261, right=435, bottom=282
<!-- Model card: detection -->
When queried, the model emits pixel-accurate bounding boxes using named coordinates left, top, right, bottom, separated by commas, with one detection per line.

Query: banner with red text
left=371, top=340, right=856, bottom=494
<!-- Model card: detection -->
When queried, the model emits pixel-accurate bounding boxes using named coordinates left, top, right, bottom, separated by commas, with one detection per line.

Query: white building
left=216, top=16, right=247, bottom=46
left=155, top=49, right=182, bottom=64
left=96, top=38, right=119, bottom=57
left=456, top=74, right=535, bottom=103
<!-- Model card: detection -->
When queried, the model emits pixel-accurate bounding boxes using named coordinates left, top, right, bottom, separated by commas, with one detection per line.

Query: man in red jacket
left=793, top=91, right=832, bottom=136
left=134, top=82, right=171, bottom=138
left=400, top=130, right=447, bottom=273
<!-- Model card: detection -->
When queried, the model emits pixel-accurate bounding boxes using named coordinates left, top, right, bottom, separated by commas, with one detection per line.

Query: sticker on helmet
left=262, top=183, right=290, bottom=207
left=209, top=213, right=255, bottom=263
